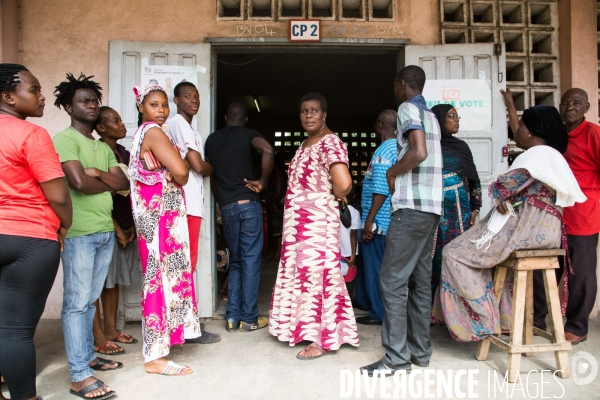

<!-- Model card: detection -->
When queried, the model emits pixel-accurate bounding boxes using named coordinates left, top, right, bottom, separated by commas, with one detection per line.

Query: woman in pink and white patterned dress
left=128, top=85, right=201, bottom=376
left=269, top=93, right=359, bottom=360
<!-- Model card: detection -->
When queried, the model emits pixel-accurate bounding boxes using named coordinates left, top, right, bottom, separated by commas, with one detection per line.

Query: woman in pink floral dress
left=269, top=93, right=359, bottom=360
left=128, top=85, right=200, bottom=375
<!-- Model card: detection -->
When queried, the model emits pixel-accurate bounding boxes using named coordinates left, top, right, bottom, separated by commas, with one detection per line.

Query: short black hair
left=174, top=81, right=197, bottom=98
left=299, top=92, right=328, bottom=113
left=0, top=63, right=29, bottom=93
left=395, top=65, right=426, bottom=92
left=54, top=72, right=103, bottom=109
left=93, top=106, right=114, bottom=133
left=226, top=101, right=248, bottom=120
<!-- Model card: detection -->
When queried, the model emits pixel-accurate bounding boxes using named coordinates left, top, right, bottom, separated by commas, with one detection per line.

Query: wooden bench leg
left=476, top=338, right=491, bottom=361
left=507, top=269, right=527, bottom=382
left=523, top=271, right=534, bottom=357
left=543, top=268, right=571, bottom=379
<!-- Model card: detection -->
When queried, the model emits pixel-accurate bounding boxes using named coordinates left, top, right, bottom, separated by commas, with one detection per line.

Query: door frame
left=206, top=38, right=409, bottom=317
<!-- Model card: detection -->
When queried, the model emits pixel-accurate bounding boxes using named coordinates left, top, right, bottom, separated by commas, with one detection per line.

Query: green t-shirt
left=52, top=127, right=119, bottom=238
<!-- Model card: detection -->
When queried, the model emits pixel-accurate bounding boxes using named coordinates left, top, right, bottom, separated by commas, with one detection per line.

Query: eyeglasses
left=445, top=113, right=461, bottom=120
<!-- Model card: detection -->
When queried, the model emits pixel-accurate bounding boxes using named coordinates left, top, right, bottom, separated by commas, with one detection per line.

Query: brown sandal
left=111, top=331, right=138, bottom=344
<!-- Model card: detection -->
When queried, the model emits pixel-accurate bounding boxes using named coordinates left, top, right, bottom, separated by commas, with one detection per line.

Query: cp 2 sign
left=289, top=20, right=321, bottom=42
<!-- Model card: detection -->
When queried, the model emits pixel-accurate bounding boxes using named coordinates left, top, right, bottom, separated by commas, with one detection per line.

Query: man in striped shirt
left=357, top=109, right=398, bottom=326
left=361, top=65, right=443, bottom=376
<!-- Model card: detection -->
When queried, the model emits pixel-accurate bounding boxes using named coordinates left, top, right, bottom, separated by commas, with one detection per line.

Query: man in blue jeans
left=205, top=102, right=274, bottom=333
left=53, top=73, right=129, bottom=399
left=358, top=109, right=398, bottom=326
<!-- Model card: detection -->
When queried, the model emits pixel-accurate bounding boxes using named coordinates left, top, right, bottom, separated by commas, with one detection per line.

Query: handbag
left=141, top=150, right=162, bottom=171
left=339, top=200, right=352, bottom=229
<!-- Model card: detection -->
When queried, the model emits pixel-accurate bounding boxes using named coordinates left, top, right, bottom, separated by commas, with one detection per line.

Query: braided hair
left=54, top=73, right=103, bottom=109
left=0, top=63, right=29, bottom=93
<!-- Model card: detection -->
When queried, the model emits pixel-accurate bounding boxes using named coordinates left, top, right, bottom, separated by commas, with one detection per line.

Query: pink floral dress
left=268, top=134, right=359, bottom=351
left=128, top=122, right=200, bottom=362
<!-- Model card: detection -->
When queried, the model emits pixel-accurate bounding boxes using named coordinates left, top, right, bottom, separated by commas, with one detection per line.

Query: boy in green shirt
left=52, top=73, right=128, bottom=400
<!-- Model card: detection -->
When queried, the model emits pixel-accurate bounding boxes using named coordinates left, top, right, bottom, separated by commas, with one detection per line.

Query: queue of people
left=1, top=60, right=599, bottom=399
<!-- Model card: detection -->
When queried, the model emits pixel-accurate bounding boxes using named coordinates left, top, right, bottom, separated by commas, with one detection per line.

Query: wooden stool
left=475, top=249, right=571, bottom=382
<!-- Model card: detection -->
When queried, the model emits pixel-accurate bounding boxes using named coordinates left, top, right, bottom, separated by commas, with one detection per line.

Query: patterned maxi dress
left=439, top=168, right=563, bottom=342
left=129, top=122, right=201, bottom=362
left=268, top=134, right=359, bottom=351
left=430, top=167, right=481, bottom=322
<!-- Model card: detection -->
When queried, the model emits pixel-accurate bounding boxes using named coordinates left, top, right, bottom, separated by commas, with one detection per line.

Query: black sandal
left=90, top=357, right=123, bottom=371
left=69, top=379, right=115, bottom=399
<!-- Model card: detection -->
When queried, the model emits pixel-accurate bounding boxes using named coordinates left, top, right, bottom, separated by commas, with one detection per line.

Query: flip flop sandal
left=112, top=331, right=139, bottom=344
left=296, top=348, right=337, bottom=361
left=94, top=341, right=125, bottom=355
left=69, top=379, right=115, bottom=399
left=90, top=357, right=124, bottom=371
left=157, top=361, right=193, bottom=376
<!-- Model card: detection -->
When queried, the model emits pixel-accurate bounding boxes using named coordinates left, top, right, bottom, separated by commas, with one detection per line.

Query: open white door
left=108, top=40, right=214, bottom=322
left=405, top=43, right=508, bottom=215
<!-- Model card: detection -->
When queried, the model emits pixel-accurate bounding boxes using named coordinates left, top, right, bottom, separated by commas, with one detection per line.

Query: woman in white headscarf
left=439, top=101, right=586, bottom=342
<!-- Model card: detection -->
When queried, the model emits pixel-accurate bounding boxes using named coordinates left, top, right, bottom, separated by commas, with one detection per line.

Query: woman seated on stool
left=438, top=92, right=586, bottom=342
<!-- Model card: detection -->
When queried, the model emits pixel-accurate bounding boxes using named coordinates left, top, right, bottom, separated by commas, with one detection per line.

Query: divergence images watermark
left=340, top=354, right=598, bottom=399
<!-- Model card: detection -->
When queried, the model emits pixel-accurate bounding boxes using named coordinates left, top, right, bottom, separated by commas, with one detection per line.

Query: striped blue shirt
left=391, top=95, right=443, bottom=216
left=361, top=138, right=398, bottom=235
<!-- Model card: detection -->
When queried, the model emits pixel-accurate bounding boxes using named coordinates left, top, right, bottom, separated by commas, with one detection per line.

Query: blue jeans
left=221, top=201, right=263, bottom=324
left=61, top=232, right=114, bottom=382
left=361, top=234, right=386, bottom=321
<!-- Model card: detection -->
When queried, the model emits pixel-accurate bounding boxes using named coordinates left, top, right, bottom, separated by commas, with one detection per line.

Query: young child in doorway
left=341, top=183, right=360, bottom=285
left=91, top=106, right=140, bottom=356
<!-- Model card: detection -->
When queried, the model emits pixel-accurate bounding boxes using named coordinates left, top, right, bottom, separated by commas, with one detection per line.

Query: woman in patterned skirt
left=439, top=103, right=585, bottom=342
left=269, top=93, right=359, bottom=360
left=128, top=85, right=200, bottom=375
left=430, top=104, right=481, bottom=323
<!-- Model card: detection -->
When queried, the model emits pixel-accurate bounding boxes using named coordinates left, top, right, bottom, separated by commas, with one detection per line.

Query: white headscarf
left=472, top=145, right=586, bottom=252
left=508, top=145, right=586, bottom=207
left=133, top=84, right=165, bottom=106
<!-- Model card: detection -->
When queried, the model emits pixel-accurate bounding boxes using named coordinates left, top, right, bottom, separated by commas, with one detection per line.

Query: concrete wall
left=559, top=0, right=598, bottom=123
left=12, top=0, right=439, bottom=318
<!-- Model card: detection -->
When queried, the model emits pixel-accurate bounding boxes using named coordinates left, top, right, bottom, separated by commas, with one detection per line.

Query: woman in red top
left=0, top=64, right=72, bottom=400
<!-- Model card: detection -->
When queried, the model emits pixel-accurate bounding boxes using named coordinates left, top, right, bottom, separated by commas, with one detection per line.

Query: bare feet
left=297, top=343, right=328, bottom=358
left=70, top=377, right=112, bottom=399
left=106, top=331, right=137, bottom=344
left=145, top=357, right=192, bottom=376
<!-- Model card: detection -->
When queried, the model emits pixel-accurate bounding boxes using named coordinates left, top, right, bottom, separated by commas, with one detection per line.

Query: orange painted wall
left=19, top=0, right=439, bottom=136
left=559, top=0, right=598, bottom=123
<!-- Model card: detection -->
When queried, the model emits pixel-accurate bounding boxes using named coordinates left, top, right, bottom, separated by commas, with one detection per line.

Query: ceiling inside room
left=215, top=51, right=399, bottom=132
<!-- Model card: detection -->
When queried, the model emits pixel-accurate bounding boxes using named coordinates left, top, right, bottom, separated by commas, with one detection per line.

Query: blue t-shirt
left=361, top=138, right=397, bottom=235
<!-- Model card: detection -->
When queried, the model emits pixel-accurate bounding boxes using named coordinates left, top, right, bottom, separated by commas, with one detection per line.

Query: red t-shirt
left=563, top=119, right=600, bottom=235
left=0, top=115, right=65, bottom=241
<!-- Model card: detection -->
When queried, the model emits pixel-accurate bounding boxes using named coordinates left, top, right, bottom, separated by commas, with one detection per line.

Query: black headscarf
left=521, top=105, right=568, bottom=154
left=431, top=104, right=480, bottom=182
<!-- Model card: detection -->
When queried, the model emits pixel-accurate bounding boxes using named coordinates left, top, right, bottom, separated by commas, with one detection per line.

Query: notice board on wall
left=423, top=79, right=492, bottom=132
left=141, top=65, right=199, bottom=124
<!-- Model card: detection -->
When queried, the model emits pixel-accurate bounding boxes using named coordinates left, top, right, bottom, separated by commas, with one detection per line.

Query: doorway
left=213, top=48, right=400, bottom=317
